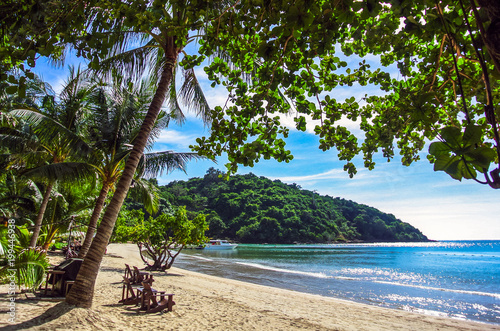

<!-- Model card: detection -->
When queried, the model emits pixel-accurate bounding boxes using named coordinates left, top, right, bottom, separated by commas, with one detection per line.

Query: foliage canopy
left=191, top=0, right=500, bottom=188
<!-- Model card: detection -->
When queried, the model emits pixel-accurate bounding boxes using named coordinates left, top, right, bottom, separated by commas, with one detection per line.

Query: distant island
left=153, top=168, right=429, bottom=244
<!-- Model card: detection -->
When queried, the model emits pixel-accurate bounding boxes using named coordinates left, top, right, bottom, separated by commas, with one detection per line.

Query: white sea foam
left=235, top=262, right=332, bottom=279
left=334, top=276, right=357, bottom=280
left=183, top=255, right=214, bottom=261
left=374, top=281, right=500, bottom=299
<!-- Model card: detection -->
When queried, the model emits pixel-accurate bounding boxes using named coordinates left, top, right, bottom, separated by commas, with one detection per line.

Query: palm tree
left=1, top=68, right=95, bottom=247
left=65, top=1, right=232, bottom=307
left=77, top=76, right=206, bottom=258
left=38, top=183, right=96, bottom=251
left=0, top=171, right=41, bottom=223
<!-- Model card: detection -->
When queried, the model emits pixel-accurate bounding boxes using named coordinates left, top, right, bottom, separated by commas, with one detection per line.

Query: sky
left=30, top=47, right=500, bottom=241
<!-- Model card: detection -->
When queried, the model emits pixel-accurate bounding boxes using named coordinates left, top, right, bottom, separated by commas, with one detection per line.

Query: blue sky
left=31, top=48, right=499, bottom=241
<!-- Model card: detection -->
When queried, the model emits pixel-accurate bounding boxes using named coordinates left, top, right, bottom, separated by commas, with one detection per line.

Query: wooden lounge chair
left=124, top=264, right=134, bottom=282
left=119, top=276, right=143, bottom=305
left=141, top=281, right=175, bottom=314
left=133, top=266, right=151, bottom=285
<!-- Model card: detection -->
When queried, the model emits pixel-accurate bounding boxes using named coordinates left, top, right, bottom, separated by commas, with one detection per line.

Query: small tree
left=116, top=206, right=207, bottom=271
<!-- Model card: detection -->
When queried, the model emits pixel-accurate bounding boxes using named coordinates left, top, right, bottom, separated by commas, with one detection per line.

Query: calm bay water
left=175, top=241, right=500, bottom=325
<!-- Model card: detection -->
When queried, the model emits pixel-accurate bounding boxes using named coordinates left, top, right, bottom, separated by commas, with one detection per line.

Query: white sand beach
left=1, top=243, right=498, bottom=330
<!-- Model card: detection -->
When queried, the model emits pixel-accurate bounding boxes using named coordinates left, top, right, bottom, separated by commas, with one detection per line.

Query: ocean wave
left=373, top=281, right=500, bottom=298
left=182, top=255, right=214, bottom=261
left=235, top=262, right=332, bottom=279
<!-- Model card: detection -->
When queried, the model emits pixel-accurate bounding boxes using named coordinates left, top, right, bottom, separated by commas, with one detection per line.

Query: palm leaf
left=8, top=109, right=92, bottom=157
left=179, top=68, right=212, bottom=125
left=0, top=127, right=40, bottom=153
left=94, top=39, right=158, bottom=83
left=167, top=65, right=186, bottom=125
left=127, top=178, right=159, bottom=215
left=21, top=162, right=97, bottom=183
left=141, top=151, right=210, bottom=178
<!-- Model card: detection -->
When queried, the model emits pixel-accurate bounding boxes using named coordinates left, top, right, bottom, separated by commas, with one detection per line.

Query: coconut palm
left=77, top=76, right=207, bottom=258
left=1, top=68, right=95, bottom=247
left=38, top=182, right=96, bottom=251
left=0, top=171, right=41, bottom=223
left=64, top=1, right=234, bottom=307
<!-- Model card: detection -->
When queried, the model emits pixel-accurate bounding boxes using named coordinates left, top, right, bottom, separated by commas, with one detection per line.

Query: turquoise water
left=176, top=241, right=500, bottom=324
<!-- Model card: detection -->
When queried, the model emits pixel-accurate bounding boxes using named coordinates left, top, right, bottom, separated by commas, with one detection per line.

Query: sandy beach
left=1, top=243, right=498, bottom=330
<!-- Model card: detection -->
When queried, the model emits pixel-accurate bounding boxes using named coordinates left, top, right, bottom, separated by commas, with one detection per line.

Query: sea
left=175, top=240, right=500, bottom=325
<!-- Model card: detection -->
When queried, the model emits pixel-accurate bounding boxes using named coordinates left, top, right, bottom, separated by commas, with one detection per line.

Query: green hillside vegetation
left=158, top=168, right=429, bottom=244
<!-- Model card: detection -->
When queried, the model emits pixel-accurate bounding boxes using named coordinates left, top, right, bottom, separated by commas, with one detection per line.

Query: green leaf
left=5, top=86, right=18, bottom=94
left=440, top=126, right=462, bottom=149
left=428, top=141, right=450, bottom=157
left=459, top=160, right=477, bottom=179
left=434, top=155, right=462, bottom=180
left=466, top=146, right=496, bottom=169
left=462, top=124, right=482, bottom=147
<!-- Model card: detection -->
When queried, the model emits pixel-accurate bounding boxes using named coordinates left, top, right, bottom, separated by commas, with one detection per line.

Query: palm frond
left=142, top=151, right=211, bottom=178
left=21, top=163, right=97, bottom=183
left=0, top=127, right=40, bottom=153
left=8, top=109, right=92, bottom=157
left=57, top=65, right=96, bottom=130
left=167, top=65, right=186, bottom=126
left=179, top=68, right=212, bottom=125
left=127, top=178, right=159, bottom=215
left=94, top=40, right=159, bottom=83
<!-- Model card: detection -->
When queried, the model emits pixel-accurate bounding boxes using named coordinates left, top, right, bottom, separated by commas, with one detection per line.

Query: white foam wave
left=183, top=255, right=213, bottom=261
left=374, top=281, right=500, bottom=298
left=334, top=276, right=357, bottom=281
left=235, top=262, right=332, bottom=279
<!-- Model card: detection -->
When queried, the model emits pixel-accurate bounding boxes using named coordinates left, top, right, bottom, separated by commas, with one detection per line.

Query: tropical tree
left=0, top=0, right=97, bottom=96
left=77, top=76, right=207, bottom=258
left=1, top=69, right=95, bottom=247
left=38, top=183, right=96, bottom=251
left=114, top=206, right=208, bottom=271
left=5, top=0, right=496, bottom=309
left=0, top=172, right=40, bottom=224
left=64, top=1, right=232, bottom=307
left=193, top=0, right=500, bottom=188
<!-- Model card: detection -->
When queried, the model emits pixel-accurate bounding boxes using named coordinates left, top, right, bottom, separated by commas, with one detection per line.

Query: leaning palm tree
left=65, top=2, right=234, bottom=307
left=77, top=76, right=207, bottom=258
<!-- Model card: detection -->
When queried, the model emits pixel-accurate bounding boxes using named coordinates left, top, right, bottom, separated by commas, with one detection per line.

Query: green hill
left=159, top=168, right=429, bottom=244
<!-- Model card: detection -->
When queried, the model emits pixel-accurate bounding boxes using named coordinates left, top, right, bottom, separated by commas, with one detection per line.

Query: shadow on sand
left=0, top=302, right=74, bottom=330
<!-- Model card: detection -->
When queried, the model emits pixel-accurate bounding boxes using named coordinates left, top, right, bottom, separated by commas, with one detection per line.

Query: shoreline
left=1, top=243, right=498, bottom=330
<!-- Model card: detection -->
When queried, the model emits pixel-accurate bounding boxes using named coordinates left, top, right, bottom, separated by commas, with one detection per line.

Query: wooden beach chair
left=133, top=266, right=151, bottom=285
left=141, top=281, right=175, bottom=314
left=119, top=276, right=143, bottom=305
left=124, top=264, right=134, bottom=282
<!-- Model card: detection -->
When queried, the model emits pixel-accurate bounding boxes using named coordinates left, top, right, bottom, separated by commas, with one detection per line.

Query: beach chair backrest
left=124, top=264, right=133, bottom=279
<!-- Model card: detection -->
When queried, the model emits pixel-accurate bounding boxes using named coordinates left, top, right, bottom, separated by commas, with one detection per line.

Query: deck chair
left=133, top=266, right=151, bottom=284
left=119, top=276, right=143, bottom=305
left=124, top=264, right=134, bottom=282
left=141, top=281, right=175, bottom=313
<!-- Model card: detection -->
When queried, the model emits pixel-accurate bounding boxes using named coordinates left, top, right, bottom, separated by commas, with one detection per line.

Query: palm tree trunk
left=65, top=48, right=179, bottom=308
left=78, top=184, right=111, bottom=258
left=29, top=182, right=53, bottom=248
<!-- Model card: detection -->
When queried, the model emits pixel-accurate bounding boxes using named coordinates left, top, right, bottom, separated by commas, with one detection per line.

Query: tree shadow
left=104, top=253, right=123, bottom=259
left=0, top=302, right=73, bottom=330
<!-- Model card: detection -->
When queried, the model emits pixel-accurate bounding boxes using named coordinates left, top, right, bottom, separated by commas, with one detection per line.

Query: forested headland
left=153, top=168, right=429, bottom=244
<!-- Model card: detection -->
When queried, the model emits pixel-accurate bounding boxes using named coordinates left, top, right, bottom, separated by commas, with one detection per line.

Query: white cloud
left=270, top=168, right=346, bottom=183
left=154, top=129, right=200, bottom=150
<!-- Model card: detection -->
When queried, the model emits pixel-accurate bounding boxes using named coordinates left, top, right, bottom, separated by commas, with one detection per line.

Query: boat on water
left=197, top=239, right=238, bottom=250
